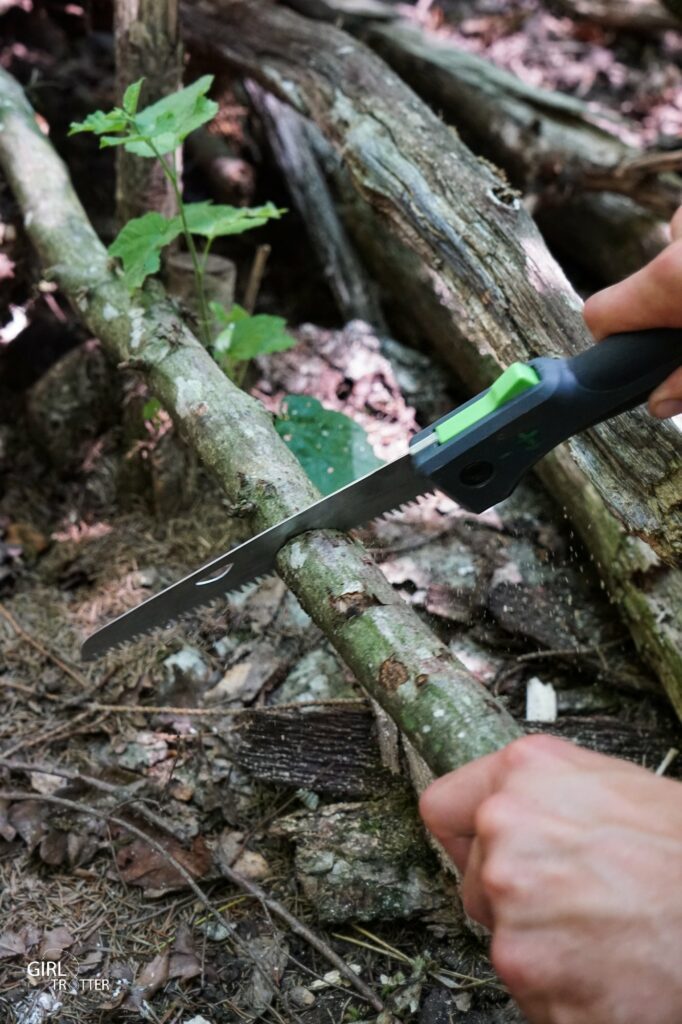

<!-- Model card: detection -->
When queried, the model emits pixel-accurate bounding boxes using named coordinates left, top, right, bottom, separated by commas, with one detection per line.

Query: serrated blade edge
left=81, top=452, right=432, bottom=660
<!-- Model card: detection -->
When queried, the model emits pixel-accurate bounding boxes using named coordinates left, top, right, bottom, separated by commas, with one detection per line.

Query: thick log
left=0, top=67, right=523, bottom=775
left=183, top=1, right=682, bottom=718
left=331, top=169, right=682, bottom=718
left=287, top=3, right=674, bottom=282
left=114, top=0, right=183, bottom=222
left=362, top=19, right=681, bottom=219
left=233, top=705, right=392, bottom=796
left=535, top=193, right=669, bottom=285
left=237, top=706, right=682, bottom=789
left=551, top=0, right=680, bottom=31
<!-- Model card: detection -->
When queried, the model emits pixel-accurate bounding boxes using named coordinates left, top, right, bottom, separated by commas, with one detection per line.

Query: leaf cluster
left=74, top=76, right=379, bottom=492
left=108, top=202, right=284, bottom=290
left=70, top=75, right=218, bottom=157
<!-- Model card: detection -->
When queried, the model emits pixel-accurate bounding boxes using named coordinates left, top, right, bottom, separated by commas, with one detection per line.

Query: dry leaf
left=125, top=951, right=169, bottom=1009
left=0, top=799, right=17, bottom=842
left=39, top=926, right=74, bottom=960
left=0, top=930, right=27, bottom=959
left=8, top=800, right=48, bottom=850
left=168, top=923, right=201, bottom=983
left=29, top=771, right=65, bottom=796
left=116, top=833, right=211, bottom=895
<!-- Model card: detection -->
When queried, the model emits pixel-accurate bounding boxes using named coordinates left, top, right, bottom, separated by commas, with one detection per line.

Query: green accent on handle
left=435, top=362, right=540, bottom=445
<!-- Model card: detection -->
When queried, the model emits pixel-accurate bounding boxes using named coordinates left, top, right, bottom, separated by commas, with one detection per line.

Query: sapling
left=71, top=76, right=382, bottom=490
left=70, top=75, right=294, bottom=362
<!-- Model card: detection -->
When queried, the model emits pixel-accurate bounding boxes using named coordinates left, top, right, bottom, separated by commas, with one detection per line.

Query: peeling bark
left=182, top=1, right=682, bottom=718
left=0, top=67, right=523, bottom=774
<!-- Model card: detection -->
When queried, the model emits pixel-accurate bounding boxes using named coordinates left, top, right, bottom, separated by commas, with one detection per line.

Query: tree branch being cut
left=0, top=66, right=523, bottom=776
left=182, top=0, right=682, bottom=718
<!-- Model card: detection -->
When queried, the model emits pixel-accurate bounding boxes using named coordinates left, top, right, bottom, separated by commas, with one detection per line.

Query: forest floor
left=0, top=2, right=681, bottom=1023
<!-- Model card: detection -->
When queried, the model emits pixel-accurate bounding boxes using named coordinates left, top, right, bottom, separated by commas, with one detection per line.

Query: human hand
left=583, top=206, right=682, bottom=420
left=419, top=734, right=682, bottom=1024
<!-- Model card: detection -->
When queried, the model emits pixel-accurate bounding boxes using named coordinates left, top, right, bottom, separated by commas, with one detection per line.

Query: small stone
left=288, top=985, right=315, bottom=1008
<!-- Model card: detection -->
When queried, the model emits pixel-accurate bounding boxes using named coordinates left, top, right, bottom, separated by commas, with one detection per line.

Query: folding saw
left=82, top=330, right=681, bottom=660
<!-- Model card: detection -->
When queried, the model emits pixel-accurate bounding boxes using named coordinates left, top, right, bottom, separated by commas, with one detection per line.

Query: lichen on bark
left=0, top=65, right=523, bottom=774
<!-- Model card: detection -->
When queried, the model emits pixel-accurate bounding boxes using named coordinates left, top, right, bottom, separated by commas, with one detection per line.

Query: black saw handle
left=410, top=328, right=682, bottom=514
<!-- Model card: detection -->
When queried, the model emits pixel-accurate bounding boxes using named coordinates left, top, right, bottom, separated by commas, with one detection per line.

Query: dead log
left=286, top=3, right=675, bottom=282
left=534, top=194, right=669, bottom=285
left=183, top=1, right=682, bottom=720
left=361, top=19, right=681, bottom=218
left=234, top=705, right=392, bottom=797
left=114, top=0, right=183, bottom=222
left=245, top=80, right=385, bottom=327
left=551, top=0, right=680, bottom=32
left=0, top=66, right=524, bottom=775
left=237, top=705, right=682, bottom=790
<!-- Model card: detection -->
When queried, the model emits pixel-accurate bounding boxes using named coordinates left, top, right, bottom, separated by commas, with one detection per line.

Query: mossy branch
left=181, top=0, right=682, bottom=720
left=0, top=66, right=522, bottom=775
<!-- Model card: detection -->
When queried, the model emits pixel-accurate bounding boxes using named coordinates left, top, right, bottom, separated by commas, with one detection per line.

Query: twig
left=609, top=149, right=682, bottom=180
left=88, top=698, right=367, bottom=716
left=0, top=601, right=90, bottom=691
left=243, top=243, right=271, bottom=313
left=216, top=856, right=387, bottom=1014
left=655, top=747, right=679, bottom=776
left=0, top=759, right=182, bottom=840
left=514, top=638, right=623, bottom=663
left=0, top=788, right=287, bottom=1017
left=0, top=709, right=97, bottom=758
left=0, top=678, right=62, bottom=702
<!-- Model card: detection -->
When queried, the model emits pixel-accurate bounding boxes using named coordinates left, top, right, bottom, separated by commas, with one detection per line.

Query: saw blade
left=81, top=450, right=433, bottom=660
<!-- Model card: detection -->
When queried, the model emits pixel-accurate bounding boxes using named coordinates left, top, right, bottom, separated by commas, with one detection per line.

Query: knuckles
left=501, top=733, right=569, bottom=772
left=490, top=933, right=536, bottom=994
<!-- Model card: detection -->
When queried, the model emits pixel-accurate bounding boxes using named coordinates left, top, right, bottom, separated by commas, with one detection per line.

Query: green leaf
left=108, top=212, right=182, bottom=289
left=184, top=201, right=286, bottom=241
left=100, top=132, right=147, bottom=149
left=143, top=397, right=161, bottom=421
left=275, top=395, right=383, bottom=496
left=125, top=75, right=218, bottom=157
left=211, top=303, right=296, bottom=363
left=123, top=79, right=143, bottom=115
left=69, top=108, right=128, bottom=137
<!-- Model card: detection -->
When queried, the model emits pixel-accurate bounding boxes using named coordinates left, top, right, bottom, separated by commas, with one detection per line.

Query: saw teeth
left=85, top=573, right=277, bottom=660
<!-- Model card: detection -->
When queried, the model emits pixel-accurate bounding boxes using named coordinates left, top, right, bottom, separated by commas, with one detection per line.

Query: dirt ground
left=0, top=2, right=681, bottom=1022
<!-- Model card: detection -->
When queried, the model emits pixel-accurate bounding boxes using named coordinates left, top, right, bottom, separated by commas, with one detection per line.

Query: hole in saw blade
left=196, top=563, right=234, bottom=586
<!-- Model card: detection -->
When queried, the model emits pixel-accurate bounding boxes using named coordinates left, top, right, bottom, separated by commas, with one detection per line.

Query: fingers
left=419, top=748, right=503, bottom=869
left=418, top=736, right=582, bottom=871
left=583, top=207, right=682, bottom=419
left=583, top=238, right=682, bottom=340
left=648, top=365, right=682, bottom=419
left=460, top=837, right=494, bottom=929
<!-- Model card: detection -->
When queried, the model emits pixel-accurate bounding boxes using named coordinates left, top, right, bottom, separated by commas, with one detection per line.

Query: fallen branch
left=183, top=1, right=682, bottom=718
left=0, top=67, right=522, bottom=773
left=287, top=2, right=674, bottom=282
left=551, top=0, right=680, bottom=32
left=246, top=79, right=385, bottom=326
